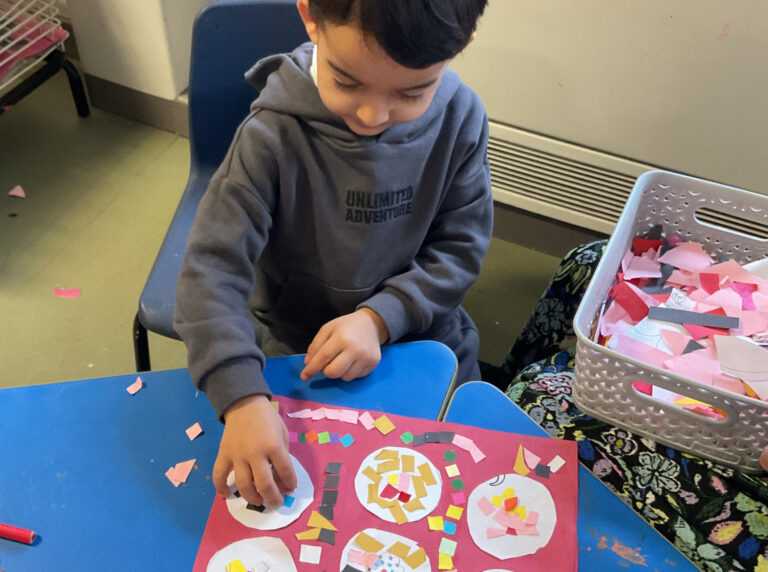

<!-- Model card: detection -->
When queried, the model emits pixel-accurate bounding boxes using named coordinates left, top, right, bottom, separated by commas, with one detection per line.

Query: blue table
left=0, top=341, right=456, bottom=571
left=443, top=381, right=697, bottom=571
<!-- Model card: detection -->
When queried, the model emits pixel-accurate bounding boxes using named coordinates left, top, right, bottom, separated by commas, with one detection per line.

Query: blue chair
left=133, top=0, right=308, bottom=370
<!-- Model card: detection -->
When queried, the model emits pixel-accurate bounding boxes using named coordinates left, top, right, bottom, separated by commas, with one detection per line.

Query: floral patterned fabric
left=490, top=240, right=768, bottom=571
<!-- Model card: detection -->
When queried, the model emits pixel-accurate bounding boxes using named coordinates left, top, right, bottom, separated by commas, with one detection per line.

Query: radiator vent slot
left=487, top=135, right=636, bottom=232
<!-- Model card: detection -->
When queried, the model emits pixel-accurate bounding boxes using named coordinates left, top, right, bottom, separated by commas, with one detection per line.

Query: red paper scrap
left=611, top=282, right=648, bottom=322
left=632, top=238, right=664, bottom=256
left=53, top=287, right=81, bottom=299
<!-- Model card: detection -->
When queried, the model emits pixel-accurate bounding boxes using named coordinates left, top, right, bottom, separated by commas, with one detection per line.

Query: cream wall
left=67, top=0, right=213, bottom=100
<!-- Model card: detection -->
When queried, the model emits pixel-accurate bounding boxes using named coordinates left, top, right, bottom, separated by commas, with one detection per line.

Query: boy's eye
left=333, top=78, right=359, bottom=91
left=399, top=92, right=423, bottom=103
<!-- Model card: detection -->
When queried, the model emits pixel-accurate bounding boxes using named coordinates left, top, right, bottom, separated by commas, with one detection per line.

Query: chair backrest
left=188, top=0, right=308, bottom=171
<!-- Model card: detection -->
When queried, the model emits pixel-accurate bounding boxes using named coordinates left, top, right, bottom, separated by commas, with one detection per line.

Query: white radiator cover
left=451, top=1, right=768, bottom=234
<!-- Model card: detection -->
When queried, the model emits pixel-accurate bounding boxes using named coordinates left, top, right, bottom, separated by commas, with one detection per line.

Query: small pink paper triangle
left=8, top=185, right=25, bottom=198
left=660, top=329, right=692, bottom=356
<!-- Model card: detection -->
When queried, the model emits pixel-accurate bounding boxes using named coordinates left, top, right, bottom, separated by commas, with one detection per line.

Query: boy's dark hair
left=309, top=0, right=488, bottom=69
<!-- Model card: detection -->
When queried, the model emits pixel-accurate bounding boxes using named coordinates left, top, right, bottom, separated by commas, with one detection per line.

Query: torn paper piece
left=126, top=376, right=144, bottom=395
left=715, top=335, right=768, bottom=400
left=299, top=544, right=322, bottom=564
left=186, top=422, right=203, bottom=440
left=373, top=415, right=396, bottom=435
left=8, top=185, right=25, bottom=198
left=513, top=444, right=531, bottom=476
left=206, top=538, right=297, bottom=572
left=523, top=447, right=541, bottom=471
left=53, top=287, right=81, bottom=299
left=548, top=455, right=566, bottom=473
left=165, top=458, right=196, bottom=487
left=469, top=443, right=486, bottom=463
left=657, top=241, right=714, bottom=271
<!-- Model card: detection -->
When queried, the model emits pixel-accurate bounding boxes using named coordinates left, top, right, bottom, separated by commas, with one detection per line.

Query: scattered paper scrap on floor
left=53, top=287, right=81, bottom=299
left=225, top=455, right=313, bottom=530
left=126, top=376, right=144, bottom=395
left=8, top=185, right=25, bottom=198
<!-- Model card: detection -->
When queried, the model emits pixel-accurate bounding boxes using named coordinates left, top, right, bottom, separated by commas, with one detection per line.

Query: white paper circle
left=225, top=454, right=313, bottom=530
left=467, top=474, right=556, bottom=559
left=354, top=446, right=442, bottom=523
left=206, top=537, right=297, bottom=571
left=339, top=528, right=431, bottom=572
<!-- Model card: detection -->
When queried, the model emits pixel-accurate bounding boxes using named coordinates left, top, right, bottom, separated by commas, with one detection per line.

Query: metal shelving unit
left=0, top=0, right=89, bottom=117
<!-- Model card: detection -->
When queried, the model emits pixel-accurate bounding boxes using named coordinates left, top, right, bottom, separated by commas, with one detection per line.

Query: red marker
left=0, top=522, right=36, bottom=544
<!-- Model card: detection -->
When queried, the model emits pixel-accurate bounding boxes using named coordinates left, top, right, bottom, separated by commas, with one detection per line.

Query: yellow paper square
left=491, top=495, right=503, bottom=507
left=226, top=559, right=247, bottom=572
left=388, top=473, right=400, bottom=486
left=373, top=414, right=396, bottom=435
left=503, top=487, right=516, bottom=499
left=446, top=505, right=464, bottom=520
left=438, top=552, right=454, bottom=570
left=445, top=464, right=460, bottom=478
left=428, top=516, right=444, bottom=531
left=514, top=504, right=527, bottom=520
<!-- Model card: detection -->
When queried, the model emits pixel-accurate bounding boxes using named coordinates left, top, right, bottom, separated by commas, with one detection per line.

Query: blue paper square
left=340, top=433, right=355, bottom=448
left=443, top=520, right=457, bottom=535
left=283, top=494, right=295, bottom=508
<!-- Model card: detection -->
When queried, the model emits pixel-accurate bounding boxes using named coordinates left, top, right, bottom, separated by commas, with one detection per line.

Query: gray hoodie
left=174, top=43, right=492, bottom=419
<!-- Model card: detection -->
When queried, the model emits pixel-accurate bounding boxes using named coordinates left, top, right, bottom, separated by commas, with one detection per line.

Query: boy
left=174, top=0, right=491, bottom=508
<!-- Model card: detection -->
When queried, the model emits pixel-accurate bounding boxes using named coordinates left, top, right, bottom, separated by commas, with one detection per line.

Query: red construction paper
left=699, top=273, right=721, bottom=295
left=632, top=238, right=664, bottom=256
left=610, top=282, right=649, bottom=322
left=192, top=396, right=578, bottom=571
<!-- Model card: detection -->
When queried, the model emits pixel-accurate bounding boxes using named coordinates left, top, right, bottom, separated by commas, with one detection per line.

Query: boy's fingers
left=301, top=342, right=341, bottom=380
left=323, top=351, right=355, bottom=380
left=252, top=460, right=284, bottom=507
left=212, top=456, right=232, bottom=497
left=233, top=462, right=263, bottom=507
left=271, top=450, right=298, bottom=492
left=305, top=327, right=332, bottom=365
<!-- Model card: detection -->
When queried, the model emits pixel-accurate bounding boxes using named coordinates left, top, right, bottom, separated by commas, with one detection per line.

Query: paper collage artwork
left=192, top=396, right=578, bottom=572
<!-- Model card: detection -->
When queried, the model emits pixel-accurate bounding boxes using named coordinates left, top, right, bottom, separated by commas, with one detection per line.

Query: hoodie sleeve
left=174, top=113, right=279, bottom=421
left=360, top=101, right=493, bottom=342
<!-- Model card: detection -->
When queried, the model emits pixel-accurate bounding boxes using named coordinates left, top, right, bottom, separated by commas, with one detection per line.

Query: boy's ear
left=297, top=0, right=320, bottom=44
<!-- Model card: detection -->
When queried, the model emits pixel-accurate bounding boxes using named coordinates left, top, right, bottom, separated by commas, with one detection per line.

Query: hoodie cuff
left=201, top=357, right=272, bottom=422
left=359, top=290, right=418, bottom=343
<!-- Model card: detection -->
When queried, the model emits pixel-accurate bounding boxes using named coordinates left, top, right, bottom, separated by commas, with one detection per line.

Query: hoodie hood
left=244, top=42, right=461, bottom=144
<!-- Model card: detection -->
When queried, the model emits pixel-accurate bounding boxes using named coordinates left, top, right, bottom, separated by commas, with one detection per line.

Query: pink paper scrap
left=358, top=411, right=375, bottom=430
left=166, top=459, right=196, bottom=487
left=523, top=447, right=541, bottom=470
left=486, top=527, right=507, bottom=539
left=8, top=185, right=25, bottom=198
left=398, top=472, right=411, bottom=492
left=324, top=408, right=343, bottom=420
left=451, top=491, right=466, bottom=505
left=452, top=434, right=474, bottom=451
left=348, top=550, right=378, bottom=567
left=311, top=408, right=326, bottom=420
left=340, top=409, right=359, bottom=424
left=53, top=287, right=81, bottom=299
left=289, top=431, right=298, bottom=443
left=469, top=443, right=486, bottom=463
left=186, top=422, right=203, bottom=440
left=477, top=496, right=496, bottom=516
left=126, top=377, right=144, bottom=395
left=657, top=241, right=714, bottom=272
left=287, top=408, right=312, bottom=418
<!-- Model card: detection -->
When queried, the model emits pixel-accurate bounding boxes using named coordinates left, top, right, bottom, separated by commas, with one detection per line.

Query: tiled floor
left=1, top=70, right=563, bottom=389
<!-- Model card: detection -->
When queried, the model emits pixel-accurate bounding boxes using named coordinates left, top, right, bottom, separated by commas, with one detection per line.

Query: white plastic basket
left=573, top=170, right=768, bottom=473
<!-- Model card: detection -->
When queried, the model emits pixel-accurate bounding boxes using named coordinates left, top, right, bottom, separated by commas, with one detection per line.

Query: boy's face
left=298, top=2, right=451, bottom=137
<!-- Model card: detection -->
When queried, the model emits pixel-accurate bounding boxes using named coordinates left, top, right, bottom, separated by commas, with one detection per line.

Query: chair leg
left=61, top=58, right=90, bottom=118
left=133, top=313, right=151, bottom=372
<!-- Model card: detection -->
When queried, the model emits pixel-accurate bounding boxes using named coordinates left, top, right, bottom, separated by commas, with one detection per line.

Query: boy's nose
left=356, top=99, right=389, bottom=127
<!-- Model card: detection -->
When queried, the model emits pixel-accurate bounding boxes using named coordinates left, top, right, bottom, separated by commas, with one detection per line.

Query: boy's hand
left=300, top=308, right=389, bottom=381
left=213, top=394, right=297, bottom=507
